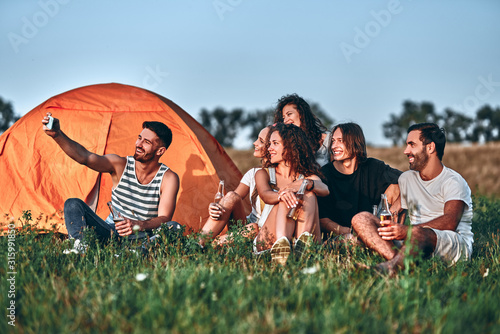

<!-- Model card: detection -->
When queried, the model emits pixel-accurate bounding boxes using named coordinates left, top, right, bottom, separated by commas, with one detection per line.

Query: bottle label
left=380, top=213, right=392, bottom=226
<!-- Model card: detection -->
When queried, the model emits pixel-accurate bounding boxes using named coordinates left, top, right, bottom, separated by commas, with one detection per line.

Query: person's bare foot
left=355, top=251, right=404, bottom=277
left=354, top=262, right=371, bottom=270
left=375, top=252, right=405, bottom=276
left=373, top=262, right=397, bottom=277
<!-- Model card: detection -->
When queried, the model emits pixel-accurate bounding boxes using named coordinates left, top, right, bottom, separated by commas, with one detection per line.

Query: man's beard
left=133, top=149, right=155, bottom=162
left=408, top=148, right=429, bottom=171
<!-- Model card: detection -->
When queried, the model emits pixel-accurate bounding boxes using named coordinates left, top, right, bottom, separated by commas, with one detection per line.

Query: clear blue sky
left=1, top=0, right=499, bottom=147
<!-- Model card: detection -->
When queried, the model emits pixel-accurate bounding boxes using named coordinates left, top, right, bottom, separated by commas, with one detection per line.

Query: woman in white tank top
left=199, top=126, right=271, bottom=246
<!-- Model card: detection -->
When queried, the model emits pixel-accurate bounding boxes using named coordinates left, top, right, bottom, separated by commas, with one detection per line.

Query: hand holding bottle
left=287, top=179, right=308, bottom=220
left=208, top=202, right=225, bottom=220
left=376, top=194, right=392, bottom=227
left=211, top=180, right=225, bottom=220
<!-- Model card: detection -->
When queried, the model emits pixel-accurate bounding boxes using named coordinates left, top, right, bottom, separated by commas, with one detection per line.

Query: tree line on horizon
left=383, top=100, right=500, bottom=145
left=200, top=99, right=500, bottom=147
left=199, top=102, right=334, bottom=148
left=1, top=96, right=499, bottom=148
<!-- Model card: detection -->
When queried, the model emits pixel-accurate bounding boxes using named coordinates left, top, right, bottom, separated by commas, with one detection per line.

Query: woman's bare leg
left=215, top=222, right=259, bottom=245
left=200, top=191, right=246, bottom=245
left=254, top=205, right=280, bottom=252
left=275, top=200, right=296, bottom=241
left=295, top=192, right=321, bottom=242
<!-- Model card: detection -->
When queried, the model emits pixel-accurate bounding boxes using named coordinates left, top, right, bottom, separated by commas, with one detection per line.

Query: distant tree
left=383, top=100, right=439, bottom=145
left=0, top=97, right=19, bottom=133
left=243, top=101, right=334, bottom=141
left=200, top=100, right=334, bottom=147
left=437, top=108, right=473, bottom=143
left=200, top=107, right=245, bottom=147
left=309, top=102, right=334, bottom=130
left=470, top=105, right=500, bottom=142
left=243, top=108, right=274, bottom=140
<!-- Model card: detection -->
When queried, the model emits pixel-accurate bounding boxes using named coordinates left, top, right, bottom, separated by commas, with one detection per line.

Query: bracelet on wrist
left=308, top=180, right=315, bottom=191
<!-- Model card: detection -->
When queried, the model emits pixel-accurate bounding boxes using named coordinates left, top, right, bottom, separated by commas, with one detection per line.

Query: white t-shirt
left=399, top=166, right=473, bottom=249
left=240, top=168, right=262, bottom=222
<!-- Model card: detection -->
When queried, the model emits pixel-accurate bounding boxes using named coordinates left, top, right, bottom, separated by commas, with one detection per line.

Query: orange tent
left=0, top=83, right=243, bottom=233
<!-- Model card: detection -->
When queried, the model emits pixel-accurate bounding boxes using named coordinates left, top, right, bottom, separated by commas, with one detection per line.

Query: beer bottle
left=287, top=178, right=308, bottom=220
left=107, top=201, right=123, bottom=222
left=214, top=180, right=225, bottom=204
left=378, top=194, right=392, bottom=226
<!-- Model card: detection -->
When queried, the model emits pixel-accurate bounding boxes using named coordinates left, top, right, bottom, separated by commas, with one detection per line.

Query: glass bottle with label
left=287, top=178, right=308, bottom=220
left=107, top=201, right=124, bottom=223
left=377, top=194, right=392, bottom=226
left=214, top=180, right=225, bottom=204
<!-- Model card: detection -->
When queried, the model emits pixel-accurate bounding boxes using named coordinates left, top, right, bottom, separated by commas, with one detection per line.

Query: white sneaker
left=270, top=236, right=291, bottom=266
left=294, top=231, right=313, bottom=259
left=63, top=239, right=88, bottom=255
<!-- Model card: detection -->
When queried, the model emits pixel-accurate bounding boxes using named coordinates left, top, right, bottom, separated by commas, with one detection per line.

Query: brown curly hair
left=273, top=94, right=327, bottom=153
left=263, top=123, right=322, bottom=178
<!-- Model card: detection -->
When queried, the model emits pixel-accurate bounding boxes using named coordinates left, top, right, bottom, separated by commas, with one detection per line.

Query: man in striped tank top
left=42, top=113, right=180, bottom=251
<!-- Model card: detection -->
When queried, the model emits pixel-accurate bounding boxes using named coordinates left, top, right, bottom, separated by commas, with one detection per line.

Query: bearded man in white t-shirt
left=352, top=122, right=473, bottom=273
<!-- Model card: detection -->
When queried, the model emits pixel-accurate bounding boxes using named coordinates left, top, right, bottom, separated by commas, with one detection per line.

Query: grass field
left=1, top=144, right=499, bottom=333
left=1, top=193, right=499, bottom=333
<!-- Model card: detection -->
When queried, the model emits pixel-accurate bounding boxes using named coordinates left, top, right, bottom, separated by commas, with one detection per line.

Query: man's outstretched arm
left=42, top=113, right=124, bottom=174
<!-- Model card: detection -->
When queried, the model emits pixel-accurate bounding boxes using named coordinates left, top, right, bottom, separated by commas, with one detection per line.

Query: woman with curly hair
left=274, top=93, right=331, bottom=166
left=199, top=126, right=272, bottom=246
left=254, top=123, right=329, bottom=265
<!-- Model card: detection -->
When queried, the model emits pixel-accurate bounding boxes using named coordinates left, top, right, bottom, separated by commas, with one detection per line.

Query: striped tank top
left=111, top=156, right=169, bottom=223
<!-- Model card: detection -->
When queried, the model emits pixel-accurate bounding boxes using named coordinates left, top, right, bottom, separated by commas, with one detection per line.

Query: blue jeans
left=64, top=198, right=182, bottom=242
left=64, top=198, right=117, bottom=241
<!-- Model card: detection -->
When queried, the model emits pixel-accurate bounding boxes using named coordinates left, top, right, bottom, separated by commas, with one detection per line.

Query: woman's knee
left=226, top=191, right=241, bottom=200
left=244, top=223, right=259, bottom=237
left=220, top=191, right=241, bottom=207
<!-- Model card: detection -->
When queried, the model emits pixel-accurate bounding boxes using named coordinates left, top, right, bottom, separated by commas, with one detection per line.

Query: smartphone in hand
left=46, top=116, right=54, bottom=130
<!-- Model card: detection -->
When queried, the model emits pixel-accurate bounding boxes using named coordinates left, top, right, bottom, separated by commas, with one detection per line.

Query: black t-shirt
left=318, top=158, right=402, bottom=227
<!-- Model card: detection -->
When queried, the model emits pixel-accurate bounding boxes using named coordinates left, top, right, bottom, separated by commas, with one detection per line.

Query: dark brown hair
left=273, top=94, right=327, bottom=153
left=263, top=123, right=322, bottom=178
left=331, top=122, right=367, bottom=163
left=408, top=123, right=446, bottom=160
left=142, top=121, right=172, bottom=149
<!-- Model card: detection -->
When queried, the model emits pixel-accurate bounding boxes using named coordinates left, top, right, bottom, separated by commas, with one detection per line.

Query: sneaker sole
left=271, top=237, right=291, bottom=266
left=294, top=232, right=313, bottom=259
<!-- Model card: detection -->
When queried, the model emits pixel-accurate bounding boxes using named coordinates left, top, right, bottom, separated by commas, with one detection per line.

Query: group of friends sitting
left=42, top=93, right=473, bottom=273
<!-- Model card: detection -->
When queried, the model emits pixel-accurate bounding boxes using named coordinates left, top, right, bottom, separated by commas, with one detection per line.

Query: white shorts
left=430, top=228, right=471, bottom=265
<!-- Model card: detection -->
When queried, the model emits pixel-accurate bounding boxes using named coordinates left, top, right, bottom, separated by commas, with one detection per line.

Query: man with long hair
left=318, top=122, right=402, bottom=240
left=353, top=123, right=473, bottom=273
